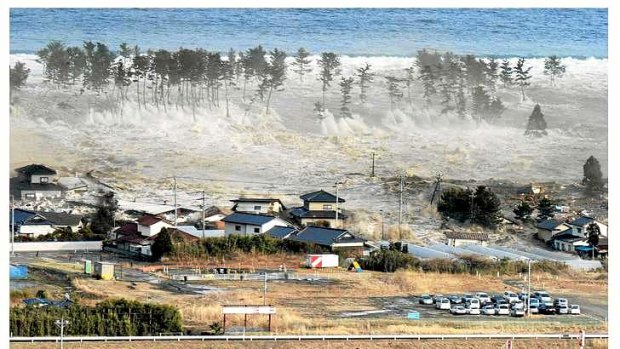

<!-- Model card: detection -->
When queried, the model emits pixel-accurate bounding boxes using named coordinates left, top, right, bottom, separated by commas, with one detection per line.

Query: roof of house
left=551, top=228, right=580, bottom=240
left=554, top=235, right=587, bottom=243
left=536, top=219, right=565, bottom=231
left=204, top=206, right=233, bottom=217
left=289, top=207, right=347, bottom=220
left=222, top=212, right=278, bottom=226
left=265, top=226, right=297, bottom=239
left=114, top=223, right=139, bottom=236
left=116, top=233, right=152, bottom=245
left=137, top=215, right=164, bottom=227
left=231, top=198, right=285, bottom=204
left=11, top=208, right=39, bottom=225
left=570, top=216, right=596, bottom=227
left=35, top=211, right=83, bottom=226
left=444, top=231, right=489, bottom=241
left=15, top=164, right=57, bottom=176
left=289, top=226, right=366, bottom=247
left=300, top=190, right=345, bottom=203
left=174, top=225, right=225, bottom=239
left=148, top=228, right=200, bottom=242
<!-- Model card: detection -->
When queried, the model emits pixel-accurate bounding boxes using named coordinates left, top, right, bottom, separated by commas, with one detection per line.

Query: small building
left=222, top=212, right=290, bottom=236
left=287, top=226, right=366, bottom=253
left=290, top=190, right=346, bottom=228
left=231, top=198, right=286, bottom=215
left=536, top=219, right=572, bottom=243
left=137, top=215, right=172, bottom=237
left=94, top=261, right=115, bottom=280
left=11, top=164, right=64, bottom=201
left=568, top=216, right=608, bottom=238
left=444, top=231, right=489, bottom=247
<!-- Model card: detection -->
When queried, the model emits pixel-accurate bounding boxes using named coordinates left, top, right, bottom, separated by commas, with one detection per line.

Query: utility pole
left=263, top=272, right=267, bottom=306
left=398, top=174, right=404, bottom=238
left=371, top=152, right=376, bottom=177
left=55, top=317, right=69, bottom=349
left=527, top=258, right=531, bottom=318
left=335, top=180, right=344, bottom=228
left=173, top=176, right=177, bottom=226
left=10, top=195, right=15, bottom=257
left=201, top=190, right=206, bottom=239
left=380, top=209, right=385, bottom=241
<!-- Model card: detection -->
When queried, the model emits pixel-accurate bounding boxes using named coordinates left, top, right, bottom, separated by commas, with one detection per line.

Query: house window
left=235, top=225, right=241, bottom=231
left=254, top=227, right=260, bottom=233
left=40, top=177, right=49, bottom=183
left=24, top=193, right=35, bottom=199
left=254, top=205, right=262, bottom=211
left=577, top=228, right=582, bottom=234
left=323, top=204, right=332, bottom=210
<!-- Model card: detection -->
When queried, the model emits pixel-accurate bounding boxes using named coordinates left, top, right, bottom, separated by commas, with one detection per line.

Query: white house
left=11, top=208, right=83, bottom=238
left=11, top=164, right=64, bottom=201
left=137, top=215, right=172, bottom=237
left=222, top=212, right=289, bottom=236
left=568, top=216, right=607, bottom=238
left=230, top=198, right=286, bottom=215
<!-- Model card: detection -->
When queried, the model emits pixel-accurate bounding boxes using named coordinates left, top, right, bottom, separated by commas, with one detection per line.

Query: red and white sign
left=222, top=306, right=276, bottom=315
left=310, top=255, right=322, bottom=268
left=306, top=254, right=339, bottom=268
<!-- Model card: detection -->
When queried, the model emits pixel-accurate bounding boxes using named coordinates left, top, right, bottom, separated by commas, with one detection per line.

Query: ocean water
left=10, top=8, right=607, bottom=58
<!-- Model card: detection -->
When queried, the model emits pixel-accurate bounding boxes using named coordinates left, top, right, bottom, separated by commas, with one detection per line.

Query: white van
left=435, top=297, right=451, bottom=310
left=467, top=298, right=481, bottom=309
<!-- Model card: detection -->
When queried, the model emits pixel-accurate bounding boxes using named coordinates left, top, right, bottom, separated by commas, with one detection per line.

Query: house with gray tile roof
left=222, top=212, right=290, bottom=236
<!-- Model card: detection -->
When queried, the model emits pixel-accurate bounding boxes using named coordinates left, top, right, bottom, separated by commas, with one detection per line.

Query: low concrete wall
left=13, top=241, right=102, bottom=252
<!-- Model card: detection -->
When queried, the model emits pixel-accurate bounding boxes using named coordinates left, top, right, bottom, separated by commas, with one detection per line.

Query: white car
left=475, top=292, right=491, bottom=303
left=450, top=306, right=468, bottom=315
left=554, top=298, right=568, bottom=307
left=467, top=306, right=480, bottom=315
left=503, top=291, right=519, bottom=303
left=569, top=304, right=581, bottom=315
left=433, top=294, right=445, bottom=304
left=481, top=305, right=496, bottom=315
left=467, top=298, right=481, bottom=309
left=528, top=304, right=539, bottom=314
left=528, top=298, right=540, bottom=308
left=495, top=304, right=510, bottom=315
left=534, top=291, right=552, bottom=304
left=556, top=304, right=569, bottom=315
left=511, top=307, right=525, bottom=317
left=419, top=295, right=433, bottom=305
left=435, top=297, right=451, bottom=310
left=511, top=301, right=524, bottom=310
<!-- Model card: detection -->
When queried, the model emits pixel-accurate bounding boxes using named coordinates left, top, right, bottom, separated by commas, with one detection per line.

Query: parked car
left=528, top=298, right=540, bottom=308
left=419, top=295, right=433, bottom=305
left=450, top=306, right=468, bottom=315
left=554, top=298, right=568, bottom=307
left=435, top=297, right=451, bottom=310
left=467, top=305, right=480, bottom=315
left=503, top=291, right=519, bottom=303
left=511, top=301, right=524, bottom=310
left=511, top=307, right=525, bottom=317
left=556, top=304, right=569, bottom=315
left=433, top=294, right=445, bottom=304
left=475, top=292, right=491, bottom=303
left=519, top=292, right=530, bottom=301
left=529, top=304, right=539, bottom=314
left=491, top=295, right=503, bottom=304
left=534, top=291, right=552, bottom=304
left=467, top=298, right=481, bottom=309
left=461, top=294, right=474, bottom=304
left=569, top=304, right=581, bottom=315
left=538, top=304, right=556, bottom=315
left=481, top=305, right=496, bottom=315
left=448, top=295, right=462, bottom=304
left=495, top=304, right=510, bottom=316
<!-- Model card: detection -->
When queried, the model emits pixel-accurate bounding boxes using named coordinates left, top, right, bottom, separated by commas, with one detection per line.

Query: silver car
left=481, top=305, right=496, bottom=315
left=511, top=307, right=525, bottom=317
left=556, top=304, right=569, bottom=314
left=569, top=304, right=581, bottom=315
left=495, top=304, right=510, bottom=315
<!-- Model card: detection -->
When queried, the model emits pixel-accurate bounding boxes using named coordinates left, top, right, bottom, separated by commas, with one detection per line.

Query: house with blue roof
left=222, top=212, right=290, bottom=236
left=290, top=190, right=346, bottom=228
left=10, top=208, right=84, bottom=238
left=568, top=216, right=607, bottom=238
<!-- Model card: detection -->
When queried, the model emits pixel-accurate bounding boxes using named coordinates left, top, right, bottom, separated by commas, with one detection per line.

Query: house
left=137, top=215, right=172, bottom=237
left=289, top=190, right=346, bottom=228
left=222, top=212, right=290, bottom=236
left=444, top=231, right=489, bottom=247
left=201, top=206, right=233, bottom=230
left=265, top=226, right=298, bottom=240
left=231, top=198, right=286, bottom=215
left=568, top=216, right=607, bottom=238
left=11, top=164, right=64, bottom=201
left=536, top=219, right=572, bottom=242
left=113, top=222, right=200, bottom=258
left=173, top=225, right=225, bottom=239
left=10, top=208, right=84, bottom=238
left=552, top=230, right=589, bottom=252
left=287, top=226, right=366, bottom=253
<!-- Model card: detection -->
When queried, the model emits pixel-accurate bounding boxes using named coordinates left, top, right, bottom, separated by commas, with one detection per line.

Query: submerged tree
left=36, top=41, right=70, bottom=86
left=471, top=186, right=502, bottom=229
left=291, top=47, right=312, bottom=82
left=317, top=52, right=341, bottom=107
left=10, top=61, right=30, bottom=100
left=261, top=48, right=287, bottom=114
left=485, top=58, right=499, bottom=92
left=543, top=55, right=567, bottom=86
left=356, top=63, right=374, bottom=104
left=524, top=104, right=548, bottom=137
left=499, top=59, right=513, bottom=88
left=582, top=155, right=604, bottom=194
left=537, top=197, right=555, bottom=220
left=418, top=65, right=436, bottom=105
left=339, top=76, right=354, bottom=118
left=385, top=76, right=403, bottom=112
left=90, top=192, right=118, bottom=235
left=513, top=201, right=534, bottom=221
left=513, top=57, right=532, bottom=101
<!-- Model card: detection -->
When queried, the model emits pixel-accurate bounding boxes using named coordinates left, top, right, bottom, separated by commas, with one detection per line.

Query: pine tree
left=404, top=65, right=416, bottom=113
left=9, top=61, right=30, bottom=100
left=36, top=40, right=70, bottom=86
left=418, top=65, right=436, bottom=105
left=151, top=229, right=173, bottom=261
left=385, top=76, right=403, bottom=112
left=524, top=104, right=548, bottom=137
left=472, top=186, right=502, bottom=228
left=291, top=47, right=312, bottom=82
left=586, top=223, right=601, bottom=251
left=537, top=197, right=555, bottom=220
left=356, top=63, right=374, bottom=104
left=543, top=55, right=566, bottom=86
left=261, top=48, right=287, bottom=114
left=582, top=155, right=604, bottom=194
left=514, top=57, right=532, bottom=101
left=513, top=201, right=533, bottom=220
left=339, top=76, right=354, bottom=118
left=485, top=58, right=499, bottom=92
left=317, top=52, right=341, bottom=106
left=499, top=59, right=513, bottom=88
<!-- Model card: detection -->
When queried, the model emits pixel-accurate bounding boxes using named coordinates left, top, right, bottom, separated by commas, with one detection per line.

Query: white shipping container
left=306, top=254, right=339, bottom=268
